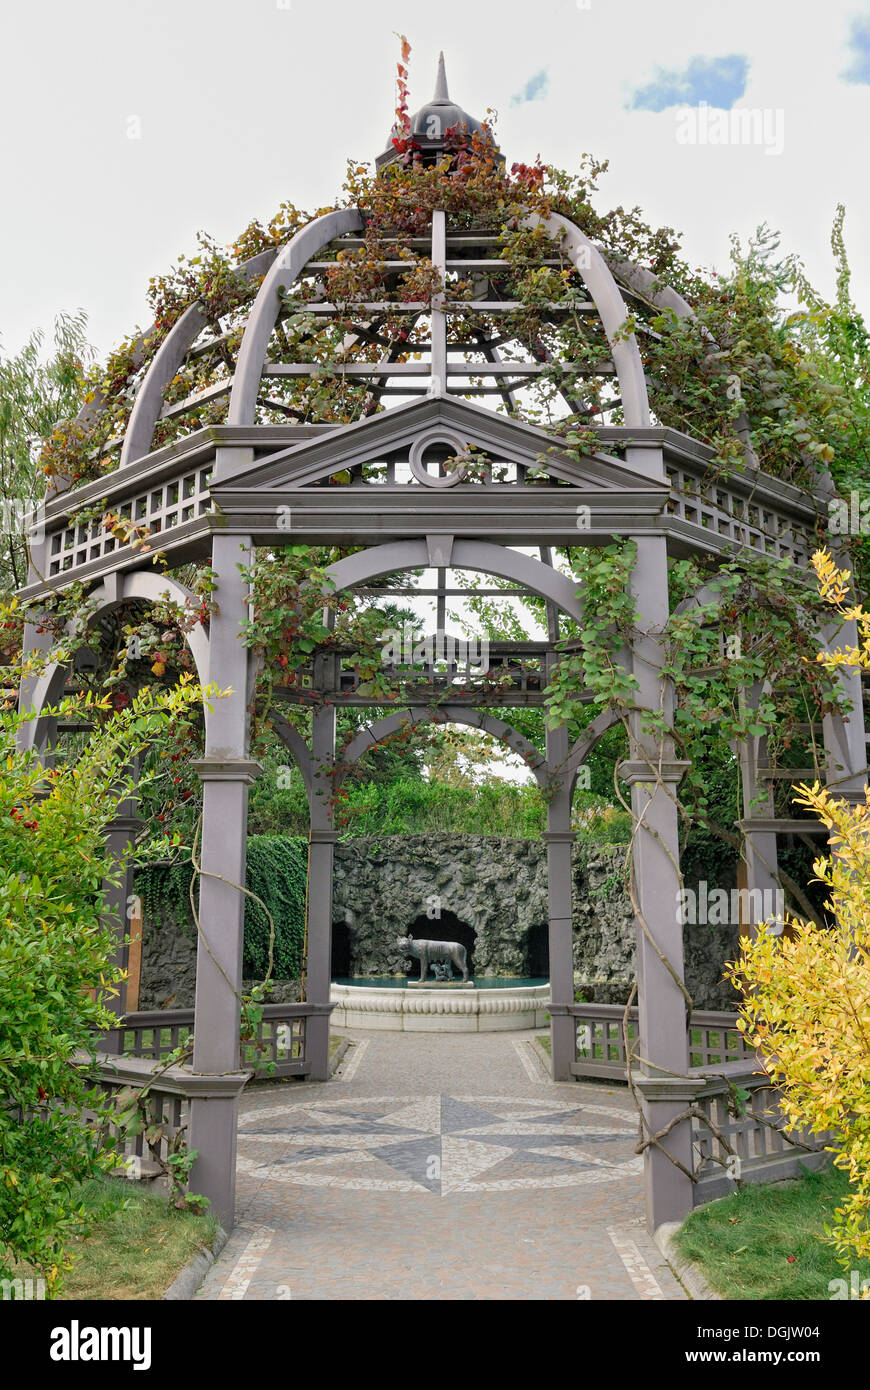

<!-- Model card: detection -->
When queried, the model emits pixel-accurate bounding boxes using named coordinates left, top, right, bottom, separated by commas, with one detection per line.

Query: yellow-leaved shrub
left=728, top=550, right=870, bottom=1267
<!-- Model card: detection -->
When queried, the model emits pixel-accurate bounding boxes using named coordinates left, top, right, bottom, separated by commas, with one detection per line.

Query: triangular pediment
left=210, top=396, right=669, bottom=498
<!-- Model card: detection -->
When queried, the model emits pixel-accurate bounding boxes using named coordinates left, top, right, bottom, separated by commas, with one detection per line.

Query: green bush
left=0, top=682, right=209, bottom=1294
left=336, top=776, right=546, bottom=838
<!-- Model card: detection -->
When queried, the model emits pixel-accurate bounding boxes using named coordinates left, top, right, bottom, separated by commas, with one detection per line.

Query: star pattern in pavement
left=237, top=1094, right=640, bottom=1194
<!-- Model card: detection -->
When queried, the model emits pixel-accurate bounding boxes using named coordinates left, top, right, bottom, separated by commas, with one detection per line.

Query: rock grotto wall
left=137, top=835, right=739, bottom=1010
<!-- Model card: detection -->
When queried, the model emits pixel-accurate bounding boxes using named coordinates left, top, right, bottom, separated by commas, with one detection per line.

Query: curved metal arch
left=324, top=539, right=584, bottom=623
left=19, top=572, right=210, bottom=753
left=120, top=248, right=278, bottom=469
left=522, top=211, right=651, bottom=437
left=562, top=707, right=621, bottom=799
left=271, top=711, right=314, bottom=794
left=227, top=208, right=365, bottom=427
left=339, top=705, right=548, bottom=787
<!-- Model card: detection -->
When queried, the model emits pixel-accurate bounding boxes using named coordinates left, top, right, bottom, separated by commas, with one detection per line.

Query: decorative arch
left=563, top=707, right=622, bottom=799
left=119, top=249, right=276, bottom=469
left=19, top=572, right=210, bottom=753
left=524, top=212, right=652, bottom=440
left=338, top=705, right=548, bottom=788
left=220, top=206, right=652, bottom=445
left=324, top=538, right=584, bottom=624
left=227, top=208, right=365, bottom=430
left=271, top=711, right=314, bottom=794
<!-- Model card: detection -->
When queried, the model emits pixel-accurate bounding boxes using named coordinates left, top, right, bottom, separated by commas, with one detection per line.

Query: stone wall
left=332, top=835, right=543, bottom=977
left=332, top=835, right=739, bottom=1009
left=137, top=834, right=739, bottom=1011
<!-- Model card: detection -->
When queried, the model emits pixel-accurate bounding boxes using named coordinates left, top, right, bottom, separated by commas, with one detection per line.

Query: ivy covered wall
left=136, top=835, right=307, bottom=1008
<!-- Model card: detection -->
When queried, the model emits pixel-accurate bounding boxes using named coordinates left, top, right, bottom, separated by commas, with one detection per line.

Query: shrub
left=729, top=552, right=870, bottom=1268
left=0, top=680, right=211, bottom=1293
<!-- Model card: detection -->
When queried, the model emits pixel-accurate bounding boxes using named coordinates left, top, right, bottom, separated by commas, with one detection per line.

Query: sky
left=2, top=0, right=870, bottom=359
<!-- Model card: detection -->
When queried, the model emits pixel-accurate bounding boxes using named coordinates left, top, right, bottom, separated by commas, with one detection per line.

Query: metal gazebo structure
left=18, top=57, right=867, bottom=1232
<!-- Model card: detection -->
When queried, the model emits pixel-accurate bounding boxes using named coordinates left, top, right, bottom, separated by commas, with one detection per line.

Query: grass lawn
left=674, top=1165, right=870, bottom=1300
left=46, top=1177, right=217, bottom=1300
left=536, top=1034, right=551, bottom=1055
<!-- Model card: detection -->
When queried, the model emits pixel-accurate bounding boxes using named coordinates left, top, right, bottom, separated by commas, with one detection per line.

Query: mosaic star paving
left=237, top=1094, right=641, bottom=1195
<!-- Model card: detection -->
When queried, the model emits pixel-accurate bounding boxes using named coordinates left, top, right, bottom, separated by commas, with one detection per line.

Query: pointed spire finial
left=433, top=51, right=449, bottom=102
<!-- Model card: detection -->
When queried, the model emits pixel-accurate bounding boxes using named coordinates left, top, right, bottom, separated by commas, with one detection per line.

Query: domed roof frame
left=104, top=202, right=654, bottom=478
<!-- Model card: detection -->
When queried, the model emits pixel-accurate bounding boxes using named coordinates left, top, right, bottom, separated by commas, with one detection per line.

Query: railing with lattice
left=664, top=462, right=815, bottom=566
left=690, top=1065, right=829, bottom=1202
left=23, top=421, right=827, bottom=599
left=87, top=1073, right=188, bottom=1178
left=561, top=1004, right=828, bottom=1198
left=565, top=1003, right=755, bottom=1080
left=47, top=464, right=214, bottom=579
left=111, top=1002, right=327, bottom=1078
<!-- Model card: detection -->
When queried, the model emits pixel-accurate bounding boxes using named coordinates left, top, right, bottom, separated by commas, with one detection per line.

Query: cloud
left=628, top=54, right=749, bottom=112
left=511, top=69, right=549, bottom=107
left=842, top=16, right=870, bottom=84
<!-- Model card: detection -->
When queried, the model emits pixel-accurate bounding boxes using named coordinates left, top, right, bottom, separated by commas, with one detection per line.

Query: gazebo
left=18, top=55, right=866, bottom=1232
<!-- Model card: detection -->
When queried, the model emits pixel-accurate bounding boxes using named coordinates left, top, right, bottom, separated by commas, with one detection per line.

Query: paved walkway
left=197, top=1031, right=687, bottom=1301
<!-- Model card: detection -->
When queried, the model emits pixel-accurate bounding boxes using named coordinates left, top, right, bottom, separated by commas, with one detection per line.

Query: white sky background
left=2, top=0, right=869, bottom=357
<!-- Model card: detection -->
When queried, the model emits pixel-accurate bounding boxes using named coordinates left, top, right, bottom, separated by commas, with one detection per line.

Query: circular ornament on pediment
left=408, top=429, right=471, bottom=487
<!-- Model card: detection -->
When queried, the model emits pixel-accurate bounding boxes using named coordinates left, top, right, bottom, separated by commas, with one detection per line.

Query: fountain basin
left=329, top=978, right=550, bottom=1032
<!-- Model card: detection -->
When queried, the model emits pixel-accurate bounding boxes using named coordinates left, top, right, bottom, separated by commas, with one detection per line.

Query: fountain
left=330, top=929, right=549, bottom=1032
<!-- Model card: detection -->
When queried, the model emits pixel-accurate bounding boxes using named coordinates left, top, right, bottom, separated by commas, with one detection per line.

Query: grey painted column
left=99, top=796, right=143, bottom=1052
left=17, top=518, right=56, bottom=752
left=822, top=615, right=867, bottom=803
left=188, top=532, right=259, bottom=1230
left=544, top=723, right=575, bottom=1081
left=620, top=534, right=694, bottom=1232
left=306, top=704, right=337, bottom=1081
left=737, top=683, right=780, bottom=936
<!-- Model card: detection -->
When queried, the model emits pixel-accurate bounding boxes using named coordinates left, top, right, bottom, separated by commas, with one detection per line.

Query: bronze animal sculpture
left=396, top=933, right=469, bottom=982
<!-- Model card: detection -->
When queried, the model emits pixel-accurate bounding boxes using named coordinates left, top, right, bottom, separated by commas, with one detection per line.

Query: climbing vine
left=137, top=835, right=307, bottom=982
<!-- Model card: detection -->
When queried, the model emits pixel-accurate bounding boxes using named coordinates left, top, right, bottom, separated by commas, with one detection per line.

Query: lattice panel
left=241, top=1013, right=307, bottom=1077
left=118, top=1006, right=310, bottom=1078
left=47, top=465, right=213, bottom=577
left=334, top=649, right=549, bottom=696
left=575, top=1014, right=637, bottom=1068
left=688, top=1014, right=754, bottom=1069
left=306, top=454, right=570, bottom=488
left=91, top=1079, right=188, bottom=1174
left=666, top=464, right=814, bottom=564
left=120, top=1016, right=192, bottom=1060
left=692, top=1081, right=809, bottom=1180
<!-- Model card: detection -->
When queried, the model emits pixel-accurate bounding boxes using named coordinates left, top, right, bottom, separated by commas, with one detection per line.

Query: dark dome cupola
left=376, top=52, right=500, bottom=169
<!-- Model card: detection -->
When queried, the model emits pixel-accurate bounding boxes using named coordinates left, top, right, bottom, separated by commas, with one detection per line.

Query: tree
left=0, top=314, right=93, bottom=591
left=0, top=677, right=214, bottom=1294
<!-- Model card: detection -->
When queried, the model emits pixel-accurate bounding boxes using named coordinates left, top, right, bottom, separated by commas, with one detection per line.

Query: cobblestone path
left=197, top=1031, right=687, bottom=1301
